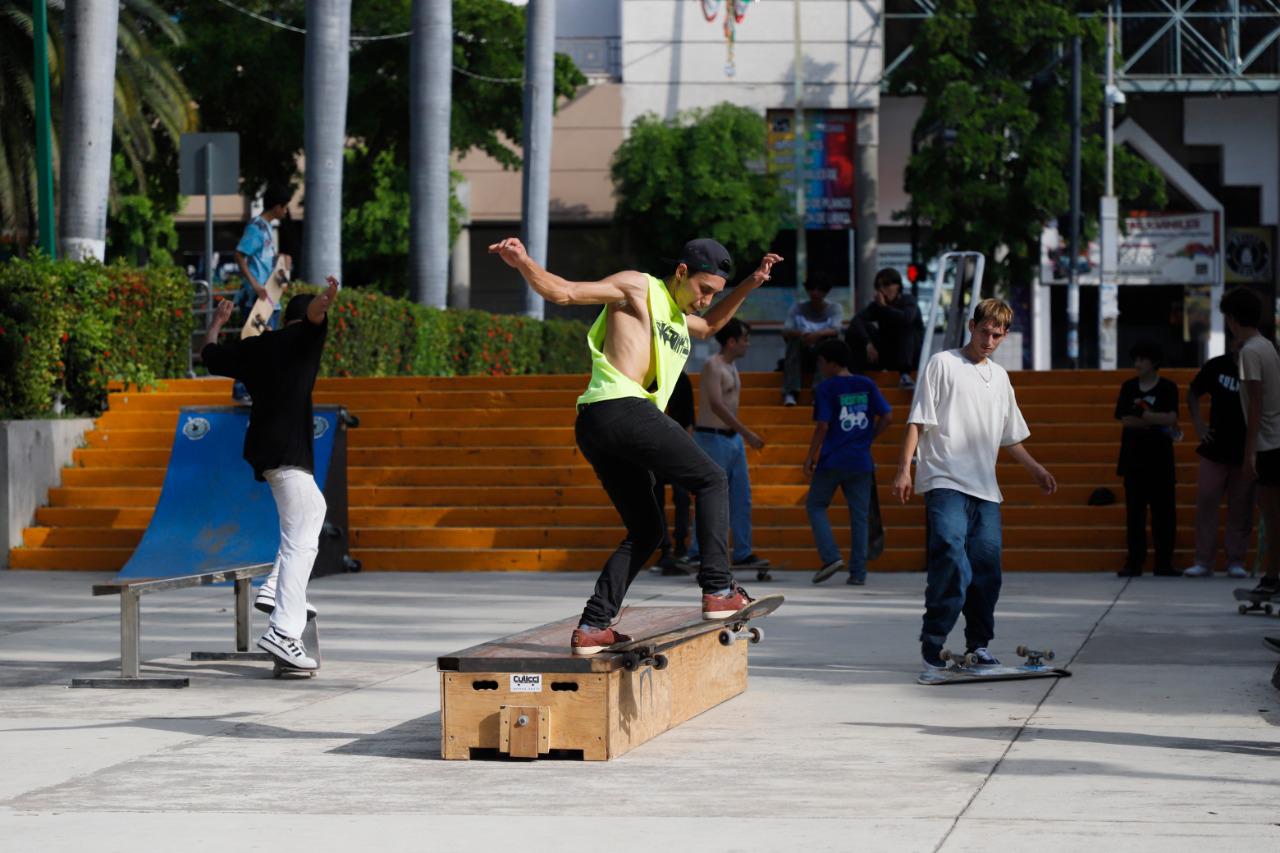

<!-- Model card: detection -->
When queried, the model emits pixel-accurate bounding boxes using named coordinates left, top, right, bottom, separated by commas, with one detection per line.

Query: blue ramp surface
left=115, top=406, right=341, bottom=580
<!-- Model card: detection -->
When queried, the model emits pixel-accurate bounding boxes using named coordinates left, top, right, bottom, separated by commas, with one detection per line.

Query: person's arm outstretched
left=306, top=276, right=340, bottom=325
left=489, top=237, right=648, bottom=307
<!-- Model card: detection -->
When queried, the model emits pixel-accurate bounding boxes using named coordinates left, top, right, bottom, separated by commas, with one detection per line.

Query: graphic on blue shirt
left=813, top=374, right=890, bottom=473
left=236, top=216, right=277, bottom=308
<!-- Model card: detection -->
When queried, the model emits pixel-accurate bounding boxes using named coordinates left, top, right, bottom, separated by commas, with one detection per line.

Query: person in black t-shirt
left=1185, top=340, right=1256, bottom=578
left=201, top=276, right=338, bottom=672
left=1114, top=341, right=1181, bottom=577
left=652, top=371, right=695, bottom=575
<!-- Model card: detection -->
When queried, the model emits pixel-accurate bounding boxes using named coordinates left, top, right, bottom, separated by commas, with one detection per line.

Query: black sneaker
left=1252, top=579, right=1279, bottom=596
left=1262, top=636, right=1280, bottom=654
left=812, top=559, right=845, bottom=584
left=1116, top=566, right=1142, bottom=578
left=921, top=642, right=946, bottom=670
left=966, top=646, right=1000, bottom=666
left=846, top=575, right=866, bottom=586
left=658, top=555, right=690, bottom=576
left=733, top=554, right=771, bottom=571
left=673, top=555, right=700, bottom=574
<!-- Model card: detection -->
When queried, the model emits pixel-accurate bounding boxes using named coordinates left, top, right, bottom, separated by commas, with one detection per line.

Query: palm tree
left=0, top=1, right=194, bottom=246
left=409, top=0, right=450, bottom=307
left=302, top=0, right=351, bottom=283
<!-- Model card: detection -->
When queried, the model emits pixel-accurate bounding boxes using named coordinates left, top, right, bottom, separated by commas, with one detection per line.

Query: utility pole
left=792, top=0, right=806, bottom=292
left=1099, top=1, right=1122, bottom=370
left=410, top=0, right=452, bottom=307
left=1067, top=35, right=1082, bottom=369
left=33, top=0, right=56, bottom=257
left=521, top=0, right=555, bottom=319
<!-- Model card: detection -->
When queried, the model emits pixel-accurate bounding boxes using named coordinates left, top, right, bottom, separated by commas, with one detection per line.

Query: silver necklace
left=972, top=359, right=992, bottom=387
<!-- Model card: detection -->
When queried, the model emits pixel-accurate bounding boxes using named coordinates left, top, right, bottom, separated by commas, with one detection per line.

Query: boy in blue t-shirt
left=805, top=339, right=892, bottom=585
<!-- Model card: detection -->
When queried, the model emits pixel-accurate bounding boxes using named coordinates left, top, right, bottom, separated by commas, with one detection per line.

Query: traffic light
left=906, top=263, right=922, bottom=284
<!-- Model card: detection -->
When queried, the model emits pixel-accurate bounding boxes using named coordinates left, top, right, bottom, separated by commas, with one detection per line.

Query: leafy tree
left=611, top=103, right=788, bottom=275
left=0, top=0, right=194, bottom=243
left=891, top=0, right=1166, bottom=290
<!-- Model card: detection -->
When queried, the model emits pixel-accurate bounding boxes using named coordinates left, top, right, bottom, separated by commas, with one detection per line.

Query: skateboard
left=1234, top=587, right=1277, bottom=616
left=255, top=601, right=322, bottom=678
left=611, top=594, right=785, bottom=671
left=741, top=561, right=786, bottom=582
left=917, top=644, right=1072, bottom=686
left=239, top=255, right=290, bottom=339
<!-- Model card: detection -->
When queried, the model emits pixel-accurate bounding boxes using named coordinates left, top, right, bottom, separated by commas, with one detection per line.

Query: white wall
left=1184, top=95, right=1280, bottom=227
left=620, top=0, right=882, bottom=126
left=557, top=0, right=620, bottom=37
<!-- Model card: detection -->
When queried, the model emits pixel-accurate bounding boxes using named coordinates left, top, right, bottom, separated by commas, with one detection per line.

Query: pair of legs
left=920, top=489, right=1002, bottom=652
left=653, top=477, right=690, bottom=558
left=576, top=398, right=735, bottom=629
left=686, top=432, right=753, bottom=563
left=806, top=467, right=873, bottom=582
left=782, top=338, right=819, bottom=398
left=1123, top=470, right=1176, bottom=574
left=847, top=328, right=915, bottom=379
left=1192, top=457, right=1255, bottom=570
left=259, top=466, right=326, bottom=639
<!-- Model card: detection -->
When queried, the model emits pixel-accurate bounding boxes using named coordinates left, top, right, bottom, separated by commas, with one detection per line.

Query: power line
left=210, top=0, right=522, bottom=82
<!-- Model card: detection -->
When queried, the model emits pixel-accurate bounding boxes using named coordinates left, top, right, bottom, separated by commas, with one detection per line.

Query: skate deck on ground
left=918, top=663, right=1072, bottom=686
left=437, top=605, right=767, bottom=760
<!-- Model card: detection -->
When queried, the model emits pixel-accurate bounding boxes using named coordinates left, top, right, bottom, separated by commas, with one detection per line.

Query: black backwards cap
left=678, top=238, right=734, bottom=281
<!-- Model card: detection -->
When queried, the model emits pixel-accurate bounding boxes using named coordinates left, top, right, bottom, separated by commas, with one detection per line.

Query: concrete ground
left=1, top=568, right=1277, bottom=852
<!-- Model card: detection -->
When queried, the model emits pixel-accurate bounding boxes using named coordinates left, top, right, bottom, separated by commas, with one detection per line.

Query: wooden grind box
left=437, top=607, right=748, bottom=760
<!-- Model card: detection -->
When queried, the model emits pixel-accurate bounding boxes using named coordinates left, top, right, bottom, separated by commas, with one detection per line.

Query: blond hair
left=972, top=298, right=1014, bottom=331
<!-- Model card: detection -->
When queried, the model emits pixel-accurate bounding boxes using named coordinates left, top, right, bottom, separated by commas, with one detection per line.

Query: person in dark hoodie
left=847, top=267, right=924, bottom=388
left=201, top=276, right=339, bottom=672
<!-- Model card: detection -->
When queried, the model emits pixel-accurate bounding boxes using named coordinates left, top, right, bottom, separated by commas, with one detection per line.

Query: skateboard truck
left=718, top=625, right=764, bottom=646
left=620, top=648, right=669, bottom=672
left=939, top=649, right=977, bottom=668
left=1014, top=645, right=1055, bottom=667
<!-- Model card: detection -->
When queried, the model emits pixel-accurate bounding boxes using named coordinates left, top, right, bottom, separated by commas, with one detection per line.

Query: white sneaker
left=1227, top=565, right=1249, bottom=579
left=969, top=647, right=1001, bottom=666
left=1182, top=564, right=1212, bottom=578
left=782, top=393, right=797, bottom=407
left=257, top=627, right=318, bottom=670
left=254, top=589, right=318, bottom=620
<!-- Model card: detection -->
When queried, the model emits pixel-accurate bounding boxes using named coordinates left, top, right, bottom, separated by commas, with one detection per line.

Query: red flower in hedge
left=61, top=332, right=69, bottom=343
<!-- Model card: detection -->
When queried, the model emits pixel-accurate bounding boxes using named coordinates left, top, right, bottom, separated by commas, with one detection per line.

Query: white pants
left=262, top=467, right=326, bottom=639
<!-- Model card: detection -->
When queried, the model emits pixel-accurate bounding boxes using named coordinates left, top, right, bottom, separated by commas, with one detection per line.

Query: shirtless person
left=680, top=319, right=770, bottom=574
left=490, top=237, right=782, bottom=654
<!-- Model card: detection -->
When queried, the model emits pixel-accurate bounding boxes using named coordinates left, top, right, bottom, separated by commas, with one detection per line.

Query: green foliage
left=106, top=153, right=181, bottom=266
left=0, top=255, right=194, bottom=418
left=891, top=0, right=1166, bottom=289
left=342, top=145, right=466, bottom=296
left=278, top=285, right=588, bottom=378
left=611, top=103, right=788, bottom=275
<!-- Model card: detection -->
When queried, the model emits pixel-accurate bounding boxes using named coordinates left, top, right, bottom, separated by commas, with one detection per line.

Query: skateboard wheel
left=1239, top=604, right=1249, bottom=615
left=653, top=654, right=669, bottom=671
left=748, top=627, right=763, bottom=644
left=939, top=649, right=955, bottom=662
left=622, top=653, right=639, bottom=671
left=1015, top=645, right=1028, bottom=657
left=719, top=630, right=733, bottom=646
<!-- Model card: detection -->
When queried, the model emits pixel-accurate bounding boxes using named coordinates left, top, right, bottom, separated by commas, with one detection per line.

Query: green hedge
left=0, top=256, right=590, bottom=419
left=281, top=285, right=591, bottom=378
left=0, top=256, right=194, bottom=419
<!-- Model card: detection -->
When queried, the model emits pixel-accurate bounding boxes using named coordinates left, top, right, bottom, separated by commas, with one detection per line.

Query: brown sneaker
left=702, top=585, right=754, bottom=620
left=570, top=625, right=632, bottom=656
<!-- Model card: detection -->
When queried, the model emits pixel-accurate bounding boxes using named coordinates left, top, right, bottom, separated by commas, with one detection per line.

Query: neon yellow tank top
left=576, top=274, right=691, bottom=411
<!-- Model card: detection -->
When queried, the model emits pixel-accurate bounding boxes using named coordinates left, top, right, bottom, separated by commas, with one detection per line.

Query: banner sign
left=1041, top=211, right=1218, bottom=285
left=767, top=109, right=856, bottom=230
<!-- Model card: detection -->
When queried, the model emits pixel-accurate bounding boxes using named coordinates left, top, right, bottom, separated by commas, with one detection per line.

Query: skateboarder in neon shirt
left=891, top=299, right=1057, bottom=670
left=201, top=276, right=339, bottom=672
left=489, top=236, right=782, bottom=655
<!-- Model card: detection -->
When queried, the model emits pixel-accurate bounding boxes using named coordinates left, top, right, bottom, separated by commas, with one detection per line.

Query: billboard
left=767, top=109, right=856, bottom=230
left=1041, top=211, right=1219, bottom=286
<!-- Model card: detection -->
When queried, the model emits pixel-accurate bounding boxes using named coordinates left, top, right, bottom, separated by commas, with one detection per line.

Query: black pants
left=1123, top=472, right=1176, bottom=572
left=654, top=477, right=691, bottom=557
left=848, top=326, right=916, bottom=374
left=576, top=397, right=733, bottom=627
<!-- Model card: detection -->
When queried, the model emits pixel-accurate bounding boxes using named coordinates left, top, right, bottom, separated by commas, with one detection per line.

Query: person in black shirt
left=1114, top=341, right=1181, bottom=577
left=652, top=371, right=695, bottom=574
left=846, top=268, right=925, bottom=389
left=201, top=276, right=338, bottom=671
left=1185, top=340, right=1256, bottom=578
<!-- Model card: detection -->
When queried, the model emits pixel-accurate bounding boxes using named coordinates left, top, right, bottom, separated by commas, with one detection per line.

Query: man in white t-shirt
left=1220, top=288, right=1280, bottom=595
left=892, top=298, right=1057, bottom=670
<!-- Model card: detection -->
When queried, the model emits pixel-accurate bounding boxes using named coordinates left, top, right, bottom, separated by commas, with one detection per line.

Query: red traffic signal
left=906, top=263, right=922, bottom=284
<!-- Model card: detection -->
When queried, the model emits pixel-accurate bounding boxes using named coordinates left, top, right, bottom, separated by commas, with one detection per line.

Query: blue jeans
left=806, top=467, right=873, bottom=581
left=687, top=431, right=753, bottom=562
left=920, top=488, right=1002, bottom=649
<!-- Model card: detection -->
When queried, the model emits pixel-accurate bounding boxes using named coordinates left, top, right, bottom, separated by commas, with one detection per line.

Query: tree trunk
left=521, top=0, right=556, bottom=319
left=302, top=0, right=351, bottom=284
left=409, top=0, right=452, bottom=307
left=59, top=0, right=120, bottom=262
